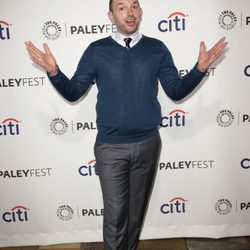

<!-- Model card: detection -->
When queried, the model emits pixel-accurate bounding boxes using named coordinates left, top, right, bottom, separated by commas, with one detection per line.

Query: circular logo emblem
left=42, top=21, right=62, bottom=40
left=215, top=199, right=232, bottom=215
left=50, top=118, right=68, bottom=135
left=216, top=110, right=234, bottom=127
left=218, top=10, right=237, bottom=30
left=57, top=205, right=74, bottom=221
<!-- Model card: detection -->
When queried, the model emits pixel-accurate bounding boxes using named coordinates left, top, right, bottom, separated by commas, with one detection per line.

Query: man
left=25, top=0, right=226, bottom=249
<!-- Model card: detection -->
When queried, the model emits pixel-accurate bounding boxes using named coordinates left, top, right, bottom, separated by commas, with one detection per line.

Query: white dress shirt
left=111, top=31, right=142, bottom=48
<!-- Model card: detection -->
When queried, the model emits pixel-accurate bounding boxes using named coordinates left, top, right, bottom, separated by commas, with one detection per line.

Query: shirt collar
left=111, top=31, right=142, bottom=48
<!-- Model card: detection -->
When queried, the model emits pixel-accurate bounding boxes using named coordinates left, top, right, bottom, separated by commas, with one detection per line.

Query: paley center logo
left=68, top=23, right=116, bottom=36
left=0, top=118, right=21, bottom=136
left=42, top=20, right=116, bottom=39
left=56, top=204, right=103, bottom=220
left=159, top=160, right=215, bottom=171
left=161, top=197, right=188, bottom=214
left=216, top=110, right=234, bottom=128
left=50, top=118, right=69, bottom=135
left=215, top=198, right=232, bottom=215
left=218, top=10, right=237, bottom=30
left=158, top=12, right=188, bottom=32
left=218, top=10, right=249, bottom=30
left=79, top=159, right=97, bottom=176
left=161, top=109, right=188, bottom=128
left=0, top=20, right=11, bottom=40
left=50, top=118, right=97, bottom=135
left=0, top=77, right=45, bottom=88
left=42, top=21, right=62, bottom=40
left=2, top=205, right=30, bottom=223
left=216, top=109, right=250, bottom=127
left=0, top=168, right=52, bottom=179
left=216, top=198, right=250, bottom=214
left=57, top=205, right=74, bottom=221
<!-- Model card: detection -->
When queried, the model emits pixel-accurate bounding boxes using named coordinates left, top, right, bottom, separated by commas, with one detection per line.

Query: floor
left=1, top=237, right=250, bottom=250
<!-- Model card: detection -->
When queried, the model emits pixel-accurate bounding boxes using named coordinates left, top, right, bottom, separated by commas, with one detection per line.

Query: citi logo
left=79, top=160, right=97, bottom=176
left=161, top=109, right=188, bottom=128
left=0, top=118, right=21, bottom=136
left=241, top=158, right=250, bottom=169
left=0, top=20, right=11, bottom=40
left=160, top=197, right=188, bottom=214
left=158, top=12, right=188, bottom=32
left=2, top=206, right=29, bottom=222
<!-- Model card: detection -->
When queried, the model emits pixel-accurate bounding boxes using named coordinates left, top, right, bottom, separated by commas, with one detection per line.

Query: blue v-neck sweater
left=49, top=35, right=206, bottom=144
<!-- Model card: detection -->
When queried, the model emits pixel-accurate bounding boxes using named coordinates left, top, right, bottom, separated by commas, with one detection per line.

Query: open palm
left=25, top=41, right=58, bottom=76
left=197, top=37, right=226, bottom=72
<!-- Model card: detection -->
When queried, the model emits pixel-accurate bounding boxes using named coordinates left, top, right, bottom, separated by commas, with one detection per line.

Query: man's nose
left=127, top=7, right=134, bottom=16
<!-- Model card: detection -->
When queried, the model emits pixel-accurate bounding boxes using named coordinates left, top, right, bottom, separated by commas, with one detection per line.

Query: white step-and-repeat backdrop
left=1, top=0, right=250, bottom=247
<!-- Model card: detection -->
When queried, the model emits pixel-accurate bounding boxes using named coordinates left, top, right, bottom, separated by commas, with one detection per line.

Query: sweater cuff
left=47, top=65, right=61, bottom=80
left=192, top=62, right=207, bottom=77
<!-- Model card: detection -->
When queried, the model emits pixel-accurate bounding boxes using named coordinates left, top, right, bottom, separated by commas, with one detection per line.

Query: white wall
left=0, top=0, right=250, bottom=247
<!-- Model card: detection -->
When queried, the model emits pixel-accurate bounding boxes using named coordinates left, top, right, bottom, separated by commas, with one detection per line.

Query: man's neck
left=111, top=31, right=142, bottom=48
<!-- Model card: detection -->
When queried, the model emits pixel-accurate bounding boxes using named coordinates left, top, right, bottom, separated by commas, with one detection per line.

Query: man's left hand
left=197, top=37, right=227, bottom=72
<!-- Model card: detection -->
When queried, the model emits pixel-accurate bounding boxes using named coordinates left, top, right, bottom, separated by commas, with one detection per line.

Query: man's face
left=108, top=0, right=142, bottom=36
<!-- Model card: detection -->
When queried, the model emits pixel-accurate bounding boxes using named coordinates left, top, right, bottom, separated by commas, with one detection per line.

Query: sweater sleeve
left=48, top=44, right=96, bottom=102
left=157, top=43, right=206, bottom=101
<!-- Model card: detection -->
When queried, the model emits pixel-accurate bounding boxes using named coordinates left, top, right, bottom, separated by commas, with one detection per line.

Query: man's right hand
left=25, top=41, right=58, bottom=76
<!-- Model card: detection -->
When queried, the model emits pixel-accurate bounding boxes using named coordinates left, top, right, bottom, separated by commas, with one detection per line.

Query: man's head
left=108, top=0, right=142, bottom=36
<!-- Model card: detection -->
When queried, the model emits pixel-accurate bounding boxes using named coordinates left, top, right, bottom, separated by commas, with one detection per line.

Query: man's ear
left=108, top=11, right=115, bottom=24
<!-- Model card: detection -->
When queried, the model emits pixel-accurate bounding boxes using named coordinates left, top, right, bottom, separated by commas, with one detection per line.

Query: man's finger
left=43, top=43, right=52, bottom=55
left=30, top=55, right=44, bottom=66
left=210, top=37, right=226, bottom=53
left=212, top=41, right=227, bottom=58
left=26, top=41, right=43, bottom=56
left=200, top=41, right=206, bottom=53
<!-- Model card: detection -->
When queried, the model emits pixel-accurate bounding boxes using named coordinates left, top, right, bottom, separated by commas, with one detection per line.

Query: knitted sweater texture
left=49, top=35, right=206, bottom=143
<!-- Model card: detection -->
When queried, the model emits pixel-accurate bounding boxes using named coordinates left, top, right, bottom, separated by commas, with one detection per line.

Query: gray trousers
left=94, top=132, right=161, bottom=250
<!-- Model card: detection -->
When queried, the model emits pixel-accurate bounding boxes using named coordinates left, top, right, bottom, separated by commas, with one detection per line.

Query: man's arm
left=158, top=37, right=227, bottom=101
left=25, top=41, right=95, bottom=102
